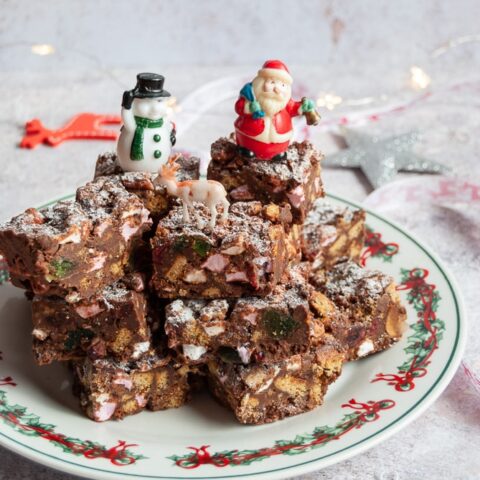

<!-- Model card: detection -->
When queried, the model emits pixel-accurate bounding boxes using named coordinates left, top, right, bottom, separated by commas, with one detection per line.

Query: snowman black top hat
left=122, top=73, right=170, bottom=108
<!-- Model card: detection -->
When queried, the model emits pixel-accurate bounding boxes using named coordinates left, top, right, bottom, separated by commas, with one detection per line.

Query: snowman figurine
left=117, top=73, right=176, bottom=172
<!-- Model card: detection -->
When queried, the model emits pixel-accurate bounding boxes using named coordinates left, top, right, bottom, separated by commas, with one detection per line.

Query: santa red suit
left=234, top=60, right=302, bottom=160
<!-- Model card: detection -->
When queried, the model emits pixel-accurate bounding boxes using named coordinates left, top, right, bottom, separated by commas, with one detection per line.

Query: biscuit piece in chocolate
left=311, top=260, right=407, bottom=361
left=207, top=336, right=344, bottom=424
left=286, top=223, right=303, bottom=264
left=302, top=198, right=365, bottom=270
left=208, top=137, right=324, bottom=224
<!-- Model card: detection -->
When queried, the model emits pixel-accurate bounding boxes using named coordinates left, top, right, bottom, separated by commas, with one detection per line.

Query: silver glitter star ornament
left=323, top=128, right=449, bottom=189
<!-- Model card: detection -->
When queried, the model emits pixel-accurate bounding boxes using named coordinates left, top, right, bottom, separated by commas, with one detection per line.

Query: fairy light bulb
left=316, top=92, right=343, bottom=110
left=410, top=66, right=431, bottom=90
left=31, top=44, right=55, bottom=56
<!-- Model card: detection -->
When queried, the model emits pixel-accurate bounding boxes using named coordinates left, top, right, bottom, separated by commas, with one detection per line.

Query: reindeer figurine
left=154, top=155, right=230, bottom=229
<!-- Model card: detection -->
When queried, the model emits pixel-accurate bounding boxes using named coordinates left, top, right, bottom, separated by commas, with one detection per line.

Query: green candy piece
left=262, top=309, right=298, bottom=339
left=192, top=238, right=212, bottom=258
left=218, top=347, right=242, bottom=364
left=49, top=259, right=75, bottom=279
left=173, top=236, right=189, bottom=252
left=64, top=328, right=94, bottom=352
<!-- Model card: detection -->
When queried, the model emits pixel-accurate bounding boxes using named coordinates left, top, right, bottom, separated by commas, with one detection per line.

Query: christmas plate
left=0, top=193, right=466, bottom=480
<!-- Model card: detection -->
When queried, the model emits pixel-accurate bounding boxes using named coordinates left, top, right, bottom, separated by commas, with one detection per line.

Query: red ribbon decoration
left=373, top=268, right=438, bottom=391
left=174, top=398, right=395, bottom=469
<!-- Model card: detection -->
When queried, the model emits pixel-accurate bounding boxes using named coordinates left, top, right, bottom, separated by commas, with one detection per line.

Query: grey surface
left=2, top=0, right=480, bottom=71
left=1, top=1, right=480, bottom=478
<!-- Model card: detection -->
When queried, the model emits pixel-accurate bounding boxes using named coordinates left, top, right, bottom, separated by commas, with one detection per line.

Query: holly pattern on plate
left=360, top=226, right=400, bottom=266
left=168, top=398, right=396, bottom=469
left=0, top=390, right=146, bottom=465
left=0, top=377, right=16, bottom=387
left=0, top=351, right=146, bottom=466
left=373, top=268, right=445, bottom=391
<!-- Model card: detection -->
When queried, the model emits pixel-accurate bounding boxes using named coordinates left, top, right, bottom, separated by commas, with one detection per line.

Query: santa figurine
left=117, top=73, right=176, bottom=172
left=234, top=60, right=320, bottom=160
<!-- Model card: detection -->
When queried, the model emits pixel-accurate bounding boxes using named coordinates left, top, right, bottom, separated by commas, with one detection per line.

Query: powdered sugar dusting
left=165, top=300, right=196, bottom=325
left=101, top=281, right=134, bottom=305
left=235, top=263, right=310, bottom=312
left=305, top=198, right=356, bottom=226
left=247, top=141, right=321, bottom=183
left=166, top=299, right=229, bottom=327
left=155, top=202, right=274, bottom=256
left=183, top=344, right=207, bottom=361
left=86, top=350, right=168, bottom=374
left=0, top=201, right=89, bottom=237
left=94, top=151, right=199, bottom=185
left=0, top=176, right=151, bottom=245
left=325, top=261, right=392, bottom=298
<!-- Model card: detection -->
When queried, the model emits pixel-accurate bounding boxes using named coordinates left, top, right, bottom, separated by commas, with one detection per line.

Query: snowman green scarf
left=130, top=116, right=164, bottom=161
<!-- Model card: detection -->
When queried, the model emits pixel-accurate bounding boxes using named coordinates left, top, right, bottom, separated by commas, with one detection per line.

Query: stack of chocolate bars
left=0, top=137, right=406, bottom=425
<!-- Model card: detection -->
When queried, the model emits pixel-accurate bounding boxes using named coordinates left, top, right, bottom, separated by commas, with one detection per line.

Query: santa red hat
left=257, top=59, right=293, bottom=85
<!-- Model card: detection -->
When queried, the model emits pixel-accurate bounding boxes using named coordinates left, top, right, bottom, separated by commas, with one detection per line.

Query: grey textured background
left=2, top=0, right=480, bottom=71
left=1, top=1, right=480, bottom=479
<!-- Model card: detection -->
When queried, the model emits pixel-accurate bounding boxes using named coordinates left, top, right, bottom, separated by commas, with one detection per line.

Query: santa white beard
left=258, top=94, right=289, bottom=117
left=252, top=77, right=290, bottom=117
